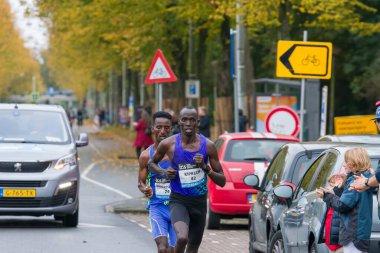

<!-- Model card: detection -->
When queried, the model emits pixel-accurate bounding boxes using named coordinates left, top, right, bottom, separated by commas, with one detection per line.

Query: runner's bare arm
left=138, top=149, right=153, bottom=197
left=148, top=139, right=176, bottom=179
left=207, top=142, right=226, bottom=187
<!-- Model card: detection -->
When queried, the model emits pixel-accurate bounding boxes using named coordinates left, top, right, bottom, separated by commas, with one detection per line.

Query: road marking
left=79, top=223, right=116, bottom=228
left=81, top=143, right=133, bottom=199
left=82, top=162, right=133, bottom=199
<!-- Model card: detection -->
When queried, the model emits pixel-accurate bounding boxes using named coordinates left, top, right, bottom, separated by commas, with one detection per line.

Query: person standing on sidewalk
left=138, top=111, right=176, bottom=253
left=148, top=106, right=226, bottom=253
left=133, top=109, right=154, bottom=158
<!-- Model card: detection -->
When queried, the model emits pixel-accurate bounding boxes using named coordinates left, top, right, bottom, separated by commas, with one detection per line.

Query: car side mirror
left=76, top=133, right=89, bottom=147
left=244, top=174, right=260, bottom=190
left=273, top=185, right=293, bottom=199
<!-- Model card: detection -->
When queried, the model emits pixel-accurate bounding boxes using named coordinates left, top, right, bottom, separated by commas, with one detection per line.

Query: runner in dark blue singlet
left=148, top=106, right=226, bottom=253
left=138, top=111, right=176, bottom=253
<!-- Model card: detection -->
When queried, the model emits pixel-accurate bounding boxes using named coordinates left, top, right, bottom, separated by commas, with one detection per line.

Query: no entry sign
left=265, top=106, right=300, bottom=137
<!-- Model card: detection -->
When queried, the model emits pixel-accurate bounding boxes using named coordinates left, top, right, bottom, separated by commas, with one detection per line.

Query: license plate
left=248, top=194, right=256, bottom=203
left=0, top=189, right=36, bottom=198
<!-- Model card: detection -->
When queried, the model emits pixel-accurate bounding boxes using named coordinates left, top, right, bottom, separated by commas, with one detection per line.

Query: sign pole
left=158, top=83, right=163, bottom=111
left=230, top=29, right=239, bottom=132
left=320, top=85, right=328, bottom=137
left=299, top=30, right=307, bottom=141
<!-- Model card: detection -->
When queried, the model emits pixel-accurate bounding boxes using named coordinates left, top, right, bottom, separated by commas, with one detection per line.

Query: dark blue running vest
left=170, top=134, right=208, bottom=196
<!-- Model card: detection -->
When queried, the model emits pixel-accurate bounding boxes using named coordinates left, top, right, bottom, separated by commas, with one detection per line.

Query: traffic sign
left=265, top=106, right=300, bottom=137
left=30, top=91, right=40, bottom=103
left=185, top=80, right=200, bottom=98
left=276, top=41, right=332, bottom=79
left=144, top=49, right=177, bottom=84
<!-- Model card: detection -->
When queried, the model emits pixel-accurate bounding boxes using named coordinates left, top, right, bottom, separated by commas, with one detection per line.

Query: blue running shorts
left=149, top=203, right=176, bottom=247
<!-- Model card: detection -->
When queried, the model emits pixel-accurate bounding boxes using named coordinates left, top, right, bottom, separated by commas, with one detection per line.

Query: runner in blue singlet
left=138, top=111, right=176, bottom=253
left=148, top=106, right=226, bottom=253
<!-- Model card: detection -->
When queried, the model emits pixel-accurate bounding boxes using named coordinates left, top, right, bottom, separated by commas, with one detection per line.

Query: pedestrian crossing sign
left=144, top=49, right=177, bottom=84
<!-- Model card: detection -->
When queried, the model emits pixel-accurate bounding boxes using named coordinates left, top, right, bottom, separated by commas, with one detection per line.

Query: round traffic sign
left=265, top=106, right=300, bottom=136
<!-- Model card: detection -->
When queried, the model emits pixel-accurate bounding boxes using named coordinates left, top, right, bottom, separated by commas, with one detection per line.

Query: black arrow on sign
left=279, top=45, right=296, bottom=74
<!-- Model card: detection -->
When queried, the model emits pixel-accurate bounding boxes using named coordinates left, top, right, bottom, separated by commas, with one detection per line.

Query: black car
left=244, top=142, right=340, bottom=253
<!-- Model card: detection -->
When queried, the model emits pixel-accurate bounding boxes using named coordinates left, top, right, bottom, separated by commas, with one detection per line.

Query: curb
left=105, top=198, right=148, bottom=214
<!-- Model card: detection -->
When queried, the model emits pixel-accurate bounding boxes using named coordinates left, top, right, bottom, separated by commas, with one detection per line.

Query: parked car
left=207, top=132, right=299, bottom=229
left=0, top=104, right=88, bottom=227
left=318, top=134, right=380, bottom=144
left=272, top=145, right=380, bottom=253
left=243, top=142, right=340, bottom=253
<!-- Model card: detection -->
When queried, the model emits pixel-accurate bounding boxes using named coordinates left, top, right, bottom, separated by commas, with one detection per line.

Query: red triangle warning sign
left=144, top=49, right=177, bottom=84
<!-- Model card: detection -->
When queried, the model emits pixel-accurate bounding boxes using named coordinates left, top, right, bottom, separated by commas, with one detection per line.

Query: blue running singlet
left=170, top=134, right=208, bottom=196
left=146, top=145, right=171, bottom=207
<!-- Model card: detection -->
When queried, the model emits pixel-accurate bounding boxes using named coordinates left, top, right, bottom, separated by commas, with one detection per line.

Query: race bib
left=155, top=178, right=171, bottom=198
left=178, top=163, right=205, bottom=188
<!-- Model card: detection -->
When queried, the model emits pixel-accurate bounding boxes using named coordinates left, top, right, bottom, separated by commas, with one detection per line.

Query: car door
left=283, top=154, right=326, bottom=253
left=296, top=151, right=338, bottom=252
left=253, top=147, right=287, bottom=244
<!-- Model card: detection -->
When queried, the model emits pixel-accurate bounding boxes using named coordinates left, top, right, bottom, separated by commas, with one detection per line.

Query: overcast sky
left=7, top=0, right=48, bottom=63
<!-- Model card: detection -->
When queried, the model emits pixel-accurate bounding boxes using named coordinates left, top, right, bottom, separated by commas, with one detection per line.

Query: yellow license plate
left=2, top=189, right=36, bottom=198
left=248, top=194, right=256, bottom=203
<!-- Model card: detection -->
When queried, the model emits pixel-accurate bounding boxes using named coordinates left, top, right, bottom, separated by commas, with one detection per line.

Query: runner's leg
left=150, top=205, right=170, bottom=253
left=170, top=202, right=190, bottom=253
left=186, top=200, right=207, bottom=253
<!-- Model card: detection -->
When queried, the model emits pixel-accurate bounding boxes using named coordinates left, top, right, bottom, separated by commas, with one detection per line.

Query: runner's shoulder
left=139, top=148, right=151, bottom=164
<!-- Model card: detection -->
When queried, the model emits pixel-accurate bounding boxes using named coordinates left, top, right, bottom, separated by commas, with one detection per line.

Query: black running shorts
left=169, top=191, right=207, bottom=246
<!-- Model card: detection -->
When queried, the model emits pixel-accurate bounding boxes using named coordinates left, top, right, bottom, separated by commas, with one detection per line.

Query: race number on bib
left=155, top=178, right=171, bottom=198
left=178, top=163, right=205, bottom=188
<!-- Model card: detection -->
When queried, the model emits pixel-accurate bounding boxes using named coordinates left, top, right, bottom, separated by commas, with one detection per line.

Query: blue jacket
left=323, top=171, right=373, bottom=252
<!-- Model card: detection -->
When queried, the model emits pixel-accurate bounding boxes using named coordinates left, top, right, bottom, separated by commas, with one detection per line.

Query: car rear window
left=0, top=109, right=70, bottom=144
left=224, top=139, right=288, bottom=162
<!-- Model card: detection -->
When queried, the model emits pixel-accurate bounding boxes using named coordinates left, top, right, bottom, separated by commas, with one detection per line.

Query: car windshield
left=0, top=109, right=70, bottom=144
left=224, top=139, right=288, bottom=162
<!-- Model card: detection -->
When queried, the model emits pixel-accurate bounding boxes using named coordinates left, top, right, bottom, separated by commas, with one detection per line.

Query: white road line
left=81, top=143, right=133, bottom=199
left=79, top=223, right=116, bottom=228
left=82, top=162, right=133, bottom=199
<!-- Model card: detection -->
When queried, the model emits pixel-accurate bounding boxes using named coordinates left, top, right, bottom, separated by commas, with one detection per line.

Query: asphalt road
left=0, top=125, right=156, bottom=253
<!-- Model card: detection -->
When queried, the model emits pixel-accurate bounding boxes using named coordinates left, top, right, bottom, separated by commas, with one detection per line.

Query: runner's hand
left=166, top=167, right=177, bottom=180
left=193, top=153, right=205, bottom=169
left=143, top=186, right=153, bottom=198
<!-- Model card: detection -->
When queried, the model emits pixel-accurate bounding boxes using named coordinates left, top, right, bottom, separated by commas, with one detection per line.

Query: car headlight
left=54, top=154, right=77, bottom=170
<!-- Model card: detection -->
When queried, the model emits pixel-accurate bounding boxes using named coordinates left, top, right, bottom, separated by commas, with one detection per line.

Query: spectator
left=198, top=106, right=211, bottom=138
left=133, top=109, right=154, bottom=158
left=238, top=109, right=248, bottom=132
left=164, top=108, right=180, bottom=135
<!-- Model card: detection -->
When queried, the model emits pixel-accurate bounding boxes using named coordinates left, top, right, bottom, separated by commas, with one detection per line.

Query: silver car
left=0, top=103, right=88, bottom=227
left=272, top=145, right=380, bottom=253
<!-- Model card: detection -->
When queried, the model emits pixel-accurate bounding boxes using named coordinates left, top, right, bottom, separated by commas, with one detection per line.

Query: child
left=317, top=147, right=373, bottom=253
left=316, top=173, right=346, bottom=253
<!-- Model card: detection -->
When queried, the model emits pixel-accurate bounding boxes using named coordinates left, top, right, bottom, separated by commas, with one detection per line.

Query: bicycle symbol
left=152, top=68, right=166, bottom=78
left=302, top=55, right=320, bottom=66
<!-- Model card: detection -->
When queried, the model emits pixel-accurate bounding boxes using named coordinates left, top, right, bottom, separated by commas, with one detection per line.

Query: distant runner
left=149, top=106, right=226, bottom=253
left=138, top=111, right=176, bottom=253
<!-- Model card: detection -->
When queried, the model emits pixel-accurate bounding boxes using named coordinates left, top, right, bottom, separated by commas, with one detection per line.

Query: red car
left=207, top=132, right=299, bottom=229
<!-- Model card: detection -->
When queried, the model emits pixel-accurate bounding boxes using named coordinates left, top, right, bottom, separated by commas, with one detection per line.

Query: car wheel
left=249, top=221, right=261, bottom=253
left=63, top=208, right=79, bottom=227
left=268, top=230, right=285, bottom=253
left=207, top=204, right=220, bottom=229
left=309, top=241, right=317, bottom=253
